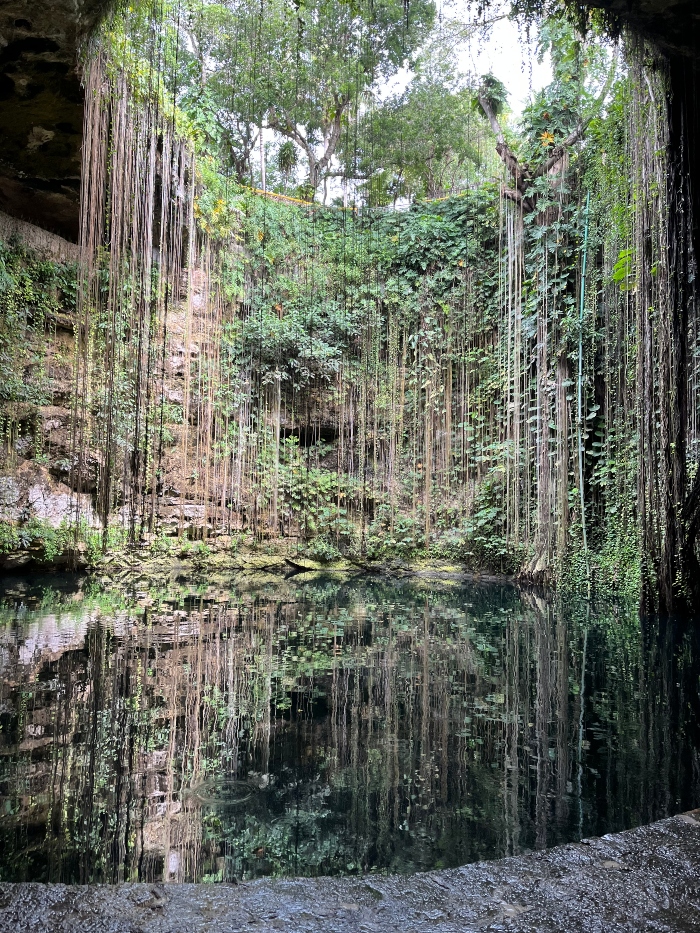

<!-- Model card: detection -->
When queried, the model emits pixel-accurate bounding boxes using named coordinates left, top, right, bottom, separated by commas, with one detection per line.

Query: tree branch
left=502, top=185, right=534, bottom=212
left=267, top=109, right=311, bottom=156
left=533, top=120, right=590, bottom=178
left=477, top=91, right=507, bottom=147
left=478, top=91, right=530, bottom=193
left=268, top=97, right=350, bottom=192
left=314, top=93, right=349, bottom=183
left=533, top=50, right=618, bottom=178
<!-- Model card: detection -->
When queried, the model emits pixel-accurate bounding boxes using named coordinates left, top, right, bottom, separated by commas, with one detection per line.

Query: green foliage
left=191, top=540, right=212, bottom=568
left=348, top=53, right=495, bottom=202
left=508, top=0, right=622, bottom=38
left=277, top=141, right=298, bottom=178
left=148, top=531, right=174, bottom=556
left=74, top=1, right=651, bottom=594
left=306, top=536, right=342, bottom=563
left=195, top=155, right=247, bottom=239
left=611, top=248, right=636, bottom=291
left=0, top=518, right=71, bottom=562
left=477, top=73, right=508, bottom=117
left=366, top=509, right=424, bottom=560
left=280, top=438, right=346, bottom=539
left=430, top=479, right=525, bottom=573
left=518, top=18, right=613, bottom=163
left=0, top=238, right=77, bottom=406
left=113, top=0, right=436, bottom=191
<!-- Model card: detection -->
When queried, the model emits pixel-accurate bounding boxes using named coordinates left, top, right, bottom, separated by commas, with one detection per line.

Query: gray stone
left=0, top=476, right=20, bottom=521
left=27, top=482, right=95, bottom=527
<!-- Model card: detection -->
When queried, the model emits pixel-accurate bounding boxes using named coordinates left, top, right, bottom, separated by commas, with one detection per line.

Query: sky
left=378, top=10, right=552, bottom=116
left=464, top=15, right=552, bottom=114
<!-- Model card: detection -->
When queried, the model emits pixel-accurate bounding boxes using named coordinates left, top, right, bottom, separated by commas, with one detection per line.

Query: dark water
left=0, top=573, right=698, bottom=884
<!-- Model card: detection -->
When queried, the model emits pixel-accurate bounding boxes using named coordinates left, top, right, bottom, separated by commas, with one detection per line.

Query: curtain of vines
left=69, top=4, right=699, bottom=603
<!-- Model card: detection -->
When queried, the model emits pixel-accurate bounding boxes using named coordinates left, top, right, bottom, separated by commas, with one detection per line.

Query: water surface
left=0, top=573, right=698, bottom=883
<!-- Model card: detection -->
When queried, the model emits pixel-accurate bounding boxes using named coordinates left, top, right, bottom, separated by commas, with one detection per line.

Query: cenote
left=4, top=0, right=700, bottom=924
left=1, top=574, right=698, bottom=885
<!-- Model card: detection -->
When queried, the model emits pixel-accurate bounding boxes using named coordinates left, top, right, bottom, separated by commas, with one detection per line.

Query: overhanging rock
left=0, top=0, right=110, bottom=241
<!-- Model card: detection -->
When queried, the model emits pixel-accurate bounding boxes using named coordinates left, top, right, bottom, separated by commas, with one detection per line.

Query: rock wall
left=0, top=0, right=111, bottom=240
left=0, top=219, right=251, bottom=558
left=588, top=0, right=700, bottom=57
left=0, top=210, right=79, bottom=262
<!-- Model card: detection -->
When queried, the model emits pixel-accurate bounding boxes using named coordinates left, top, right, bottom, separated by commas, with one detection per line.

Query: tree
left=471, top=21, right=618, bottom=583
left=148, top=0, right=436, bottom=193
left=182, top=0, right=435, bottom=194
left=261, top=0, right=436, bottom=193
left=345, top=55, right=494, bottom=204
left=477, top=19, right=617, bottom=213
left=175, top=1, right=266, bottom=183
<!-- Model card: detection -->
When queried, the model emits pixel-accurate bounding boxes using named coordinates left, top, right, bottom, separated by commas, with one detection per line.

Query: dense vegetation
left=1, top=0, right=699, bottom=612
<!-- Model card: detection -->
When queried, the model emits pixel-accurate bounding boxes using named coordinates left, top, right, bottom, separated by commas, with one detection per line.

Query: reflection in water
left=0, top=576, right=698, bottom=883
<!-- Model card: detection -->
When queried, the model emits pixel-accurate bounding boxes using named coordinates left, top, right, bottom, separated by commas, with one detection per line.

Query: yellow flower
left=540, top=131, right=556, bottom=148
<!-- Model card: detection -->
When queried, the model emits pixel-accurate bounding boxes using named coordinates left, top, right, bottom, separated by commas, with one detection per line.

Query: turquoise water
left=0, top=573, right=698, bottom=883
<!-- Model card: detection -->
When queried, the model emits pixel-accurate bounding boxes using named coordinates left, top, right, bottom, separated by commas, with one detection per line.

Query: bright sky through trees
left=465, top=15, right=552, bottom=113
left=378, top=11, right=552, bottom=114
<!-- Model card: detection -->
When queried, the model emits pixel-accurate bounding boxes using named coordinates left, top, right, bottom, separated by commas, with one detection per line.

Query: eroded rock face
left=589, top=0, right=700, bottom=57
left=0, top=461, right=96, bottom=569
left=0, top=0, right=110, bottom=240
left=0, top=477, right=20, bottom=522
left=12, top=461, right=95, bottom=528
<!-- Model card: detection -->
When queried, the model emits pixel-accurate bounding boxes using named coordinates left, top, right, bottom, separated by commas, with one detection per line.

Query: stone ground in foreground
left=1, top=812, right=699, bottom=933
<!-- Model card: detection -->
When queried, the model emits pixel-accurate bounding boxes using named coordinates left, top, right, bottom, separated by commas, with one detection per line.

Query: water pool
left=0, top=574, right=698, bottom=883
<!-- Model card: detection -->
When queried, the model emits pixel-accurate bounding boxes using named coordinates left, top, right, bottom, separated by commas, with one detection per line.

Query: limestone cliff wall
left=0, top=210, right=79, bottom=262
